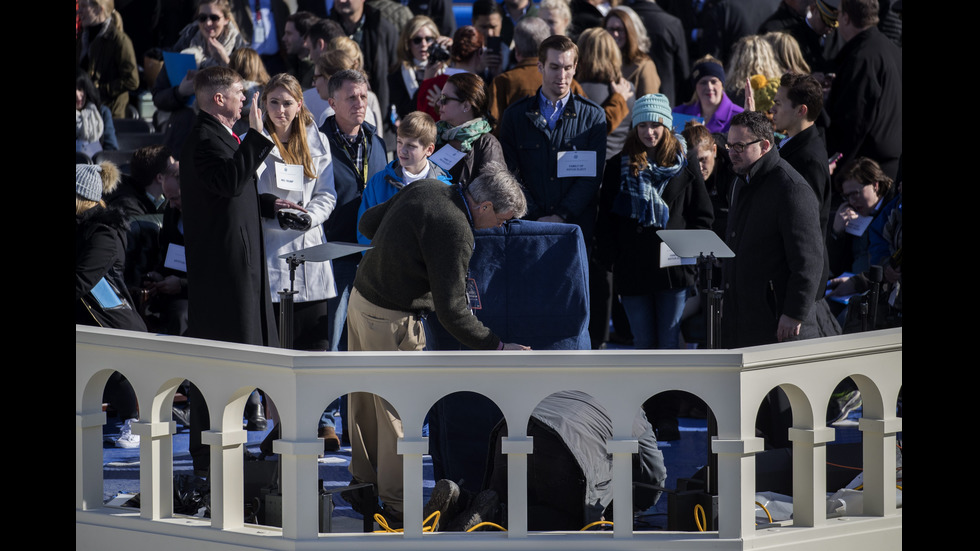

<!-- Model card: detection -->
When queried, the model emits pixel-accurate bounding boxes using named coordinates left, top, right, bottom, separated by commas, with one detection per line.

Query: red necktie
left=234, top=134, right=242, bottom=144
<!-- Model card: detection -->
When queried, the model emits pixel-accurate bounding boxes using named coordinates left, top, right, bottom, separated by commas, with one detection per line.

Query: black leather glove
left=277, top=209, right=312, bottom=231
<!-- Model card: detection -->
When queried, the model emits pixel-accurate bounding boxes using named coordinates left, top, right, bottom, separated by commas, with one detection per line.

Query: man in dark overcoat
left=180, top=66, right=278, bottom=347
left=721, top=111, right=824, bottom=348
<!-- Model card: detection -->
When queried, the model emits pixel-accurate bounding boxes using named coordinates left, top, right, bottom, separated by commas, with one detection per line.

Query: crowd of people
left=77, top=0, right=902, bottom=531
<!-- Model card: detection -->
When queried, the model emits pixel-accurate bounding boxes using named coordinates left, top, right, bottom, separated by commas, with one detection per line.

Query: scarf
left=400, top=61, right=424, bottom=100
left=180, top=22, right=242, bottom=69
left=76, top=103, right=104, bottom=144
left=613, top=133, right=688, bottom=228
left=436, top=118, right=492, bottom=152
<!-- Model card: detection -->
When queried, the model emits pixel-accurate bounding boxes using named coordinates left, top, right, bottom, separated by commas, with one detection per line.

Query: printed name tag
left=557, top=150, right=597, bottom=177
left=430, top=144, right=466, bottom=170
left=275, top=162, right=305, bottom=191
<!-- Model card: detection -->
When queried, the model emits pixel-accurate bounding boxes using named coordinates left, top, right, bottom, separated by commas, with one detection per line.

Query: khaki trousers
left=346, top=287, right=426, bottom=519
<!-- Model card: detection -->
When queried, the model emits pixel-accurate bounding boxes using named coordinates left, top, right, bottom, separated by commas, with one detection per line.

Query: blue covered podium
left=427, top=219, right=591, bottom=351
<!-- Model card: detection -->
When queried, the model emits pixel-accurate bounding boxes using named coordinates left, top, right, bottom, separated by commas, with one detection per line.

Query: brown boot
left=318, top=425, right=341, bottom=453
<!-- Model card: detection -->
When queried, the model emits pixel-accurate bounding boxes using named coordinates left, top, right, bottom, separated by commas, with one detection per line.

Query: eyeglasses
left=197, top=13, right=222, bottom=23
left=437, top=94, right=463, bottom=106
left=724, top=138, right=762, bottom=153
left=841, top=184, right=875, bottom=202
left=411, top=35, right=435, bottom=45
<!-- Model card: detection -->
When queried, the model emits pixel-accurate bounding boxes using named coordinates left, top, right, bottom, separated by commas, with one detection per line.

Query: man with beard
left=721, top=111, right=823, bottom=348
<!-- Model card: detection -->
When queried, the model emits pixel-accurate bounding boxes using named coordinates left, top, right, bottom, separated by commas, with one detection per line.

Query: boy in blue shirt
left=357, top=111, right=452, bottom=244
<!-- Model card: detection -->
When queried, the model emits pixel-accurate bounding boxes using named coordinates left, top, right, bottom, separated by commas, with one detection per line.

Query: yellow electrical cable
left=755, top=501, right=773, bottom=524
left=424, top=511, right=441, bottom=531
left=694, top=504, right=706, bottom=532
left=579, top=520, right=614, bottom=531
left=466, top=521, right=507, bottom=532
left=372, top=511, right=441, bottom=533
left=373, top=513, right=398, bottom=533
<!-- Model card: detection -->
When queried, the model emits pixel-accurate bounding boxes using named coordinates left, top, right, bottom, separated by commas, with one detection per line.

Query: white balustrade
left=77, top=325, right=902, bottom=550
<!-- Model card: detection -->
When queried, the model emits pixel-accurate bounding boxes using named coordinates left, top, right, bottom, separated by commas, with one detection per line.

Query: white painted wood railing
left=76, top=325, right=902, bottom=550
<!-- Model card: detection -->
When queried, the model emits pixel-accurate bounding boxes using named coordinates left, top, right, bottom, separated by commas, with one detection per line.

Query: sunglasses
left=437, top=94, right=463, bottom=106
left=411, top=36, right=435, bottom=45
left=197, top=13, right=222, bottom=23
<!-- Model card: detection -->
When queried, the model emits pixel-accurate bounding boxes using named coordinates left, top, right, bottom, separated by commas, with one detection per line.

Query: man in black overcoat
left=180, top=66, right=278, bottom=347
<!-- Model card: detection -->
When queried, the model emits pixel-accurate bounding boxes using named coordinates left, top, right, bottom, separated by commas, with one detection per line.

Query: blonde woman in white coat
left=256, top=73, right=338, bottom=350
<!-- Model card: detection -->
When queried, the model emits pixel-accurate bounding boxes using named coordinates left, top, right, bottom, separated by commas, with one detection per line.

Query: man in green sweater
left=345, top=162, right=530, bottom=525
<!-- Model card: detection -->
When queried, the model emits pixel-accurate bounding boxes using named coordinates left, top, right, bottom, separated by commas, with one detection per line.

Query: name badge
left=275, top=162, right=305, bottom=191
left=430, top=144, right=466, bottom=170
left=465, top=277, right=483, bottom=310
left=164, top=243, right=188, bottom=273
left=557, top=150, right=596, bottom=178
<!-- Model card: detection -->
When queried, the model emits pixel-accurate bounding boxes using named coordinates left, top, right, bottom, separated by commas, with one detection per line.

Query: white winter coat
left=257, top=124, right=338, bottom=303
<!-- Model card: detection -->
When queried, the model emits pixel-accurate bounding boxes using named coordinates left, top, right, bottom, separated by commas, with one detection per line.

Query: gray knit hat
left=76, top=164, right=104, bottom=201
left=632, top=93, right=673, bottom=129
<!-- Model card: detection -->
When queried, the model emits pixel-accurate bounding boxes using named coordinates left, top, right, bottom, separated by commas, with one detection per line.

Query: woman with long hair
left=763, top=31, right=811, bottom=75
left=597, top=94, right=713, bottom=349
left=230, top=47, right=271, bottom=89
left=417, top=25, right=485, bottom=121
left=230, top=47, right=271, bottom=126
left=172, top=0, right=243, bottom=68
left=673, top=55, right=743, bottom=133
left=152, top=0, right=247, bottom=152
left=725, top=35, right=783, bottom=107
left=75, top=0, right=139, bottom=118
left=434, top=72, right=506, bottom=186
left=604, top=6, right=661, bottom=99
left=76, top=67, right=119, bottom=157
left=389, top=16, right=446, bottom=124
left=577, top=27, right=634, bottom=160
left=256, top=73, right=338, bottom=351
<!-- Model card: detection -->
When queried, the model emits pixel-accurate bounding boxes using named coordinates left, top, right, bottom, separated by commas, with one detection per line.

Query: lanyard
left=336, top=121, right=368, bottom=185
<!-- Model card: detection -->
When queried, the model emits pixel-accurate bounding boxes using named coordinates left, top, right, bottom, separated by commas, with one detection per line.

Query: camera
left=428, top=42, right=451, bottom=64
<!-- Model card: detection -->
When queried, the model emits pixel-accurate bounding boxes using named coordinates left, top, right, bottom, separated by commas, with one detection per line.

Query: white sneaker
left=115, top=418, right=141, bottom=449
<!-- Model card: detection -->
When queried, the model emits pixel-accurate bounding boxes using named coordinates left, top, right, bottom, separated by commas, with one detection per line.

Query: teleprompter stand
left=656, top=229, right=734, bottom=530
left=270, top=242, right=374, bottom=532
left=277, top=242, right=370, bottom=349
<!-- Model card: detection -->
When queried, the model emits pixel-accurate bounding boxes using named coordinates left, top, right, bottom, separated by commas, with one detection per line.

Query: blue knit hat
left=632, top=93, right=673, bottom=128
left=691, top=61, right=726, bottom=87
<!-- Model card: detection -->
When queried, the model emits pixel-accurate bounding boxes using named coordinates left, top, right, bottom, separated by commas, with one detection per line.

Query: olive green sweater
left=354, top=180, right=500, bottom=350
